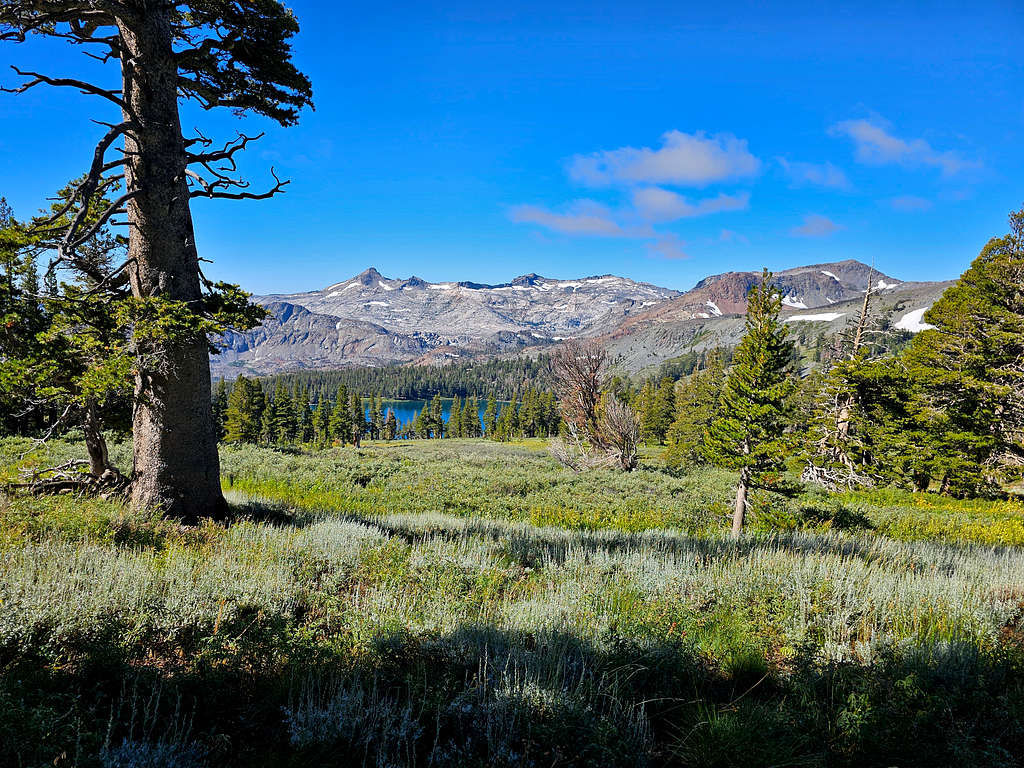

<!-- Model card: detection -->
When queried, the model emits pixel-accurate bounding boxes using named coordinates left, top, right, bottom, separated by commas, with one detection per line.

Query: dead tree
left=551, top=339, right=607, bottom=447
left=1, top=3, right=312, bottom=521
left=549, top=339, right=639, bottom=470
left=802, top=266, right=896, bottom=489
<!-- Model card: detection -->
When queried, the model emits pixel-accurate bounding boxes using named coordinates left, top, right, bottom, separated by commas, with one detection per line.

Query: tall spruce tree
left=330, top=385, right=351, bottom=445
left=384, top=408, right=398, bottom=441
left=449, top=396, right=463, bottom=438
left=664, top=352, right=726, bottom=468
left=223, top=376, right=263, bottom=444
left=897, top=205, right=1024, bottom=494
left=349, top=392, right=365, bottom=446
left=312, top=395, right=331, bottom=446
left=462, top=395, right=480, bottom=437
left=704, top=270, right=795, bottom=537
left=483, top=396, right=498, bottom=436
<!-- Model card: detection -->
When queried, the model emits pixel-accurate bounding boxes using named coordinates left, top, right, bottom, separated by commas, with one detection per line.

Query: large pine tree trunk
left=119, top=12, right=226, bottom=522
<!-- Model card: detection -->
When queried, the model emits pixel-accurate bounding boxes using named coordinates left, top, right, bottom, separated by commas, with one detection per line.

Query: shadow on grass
left=3, top=608, right=1022, bottom=768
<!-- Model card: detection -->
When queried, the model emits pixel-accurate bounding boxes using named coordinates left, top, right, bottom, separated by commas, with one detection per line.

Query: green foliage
left=635, top=376, right=676, bottom=444
left=223, top=375, right=265, bottom=443
left=664, top=351, right=726, bottom=467
left=703, top=270, right=796, bottom=488
left=255, top=354, right=553, bottom=402
left=3, top=437, right=1024, bottom=766
left=898, top=207, right=1024, bottom=494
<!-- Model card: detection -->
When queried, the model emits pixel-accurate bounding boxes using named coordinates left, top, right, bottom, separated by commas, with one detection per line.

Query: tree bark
left=83, top=398, right=110, bottom=477
left=118, top=11, right=226, bottom=522
left=731, top=468, right=749, bottom=539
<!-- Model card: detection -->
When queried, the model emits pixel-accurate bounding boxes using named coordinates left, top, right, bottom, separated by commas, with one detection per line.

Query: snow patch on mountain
left=894, top=307, right=936, bottom=333
left=785, top=312, right=846, bottom=322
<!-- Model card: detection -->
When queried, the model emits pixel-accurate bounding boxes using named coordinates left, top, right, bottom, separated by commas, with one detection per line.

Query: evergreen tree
left=483, top=396, right=498, bottom=436
left=260, top=400, right=276, bottom=445
left=462, top=395, right=480, bottom=437
left=664, top=352, right=726, bottom=467
left=298, top=389, right=314, bottom=444
left=312, top=394, right=331, bottom=446
left=651, top=378, right=677, bottom=444
left=371, top=395, right=384, bottom=440
left=449, top=396, right=463, bottom=438
left=384, top=408, right=398, bottom=440
left=212, top=378, right=229, bottom=440
left=495, top=395, right=520, bottom=441
left=272, top=382, right=297, bottom=442
left=636, top=380, right=656, bottom=442
left=223, top=376, right=264, bottom=443
left=330, top=385, right=351, bottom=445
left=896, top=205, right=1024, bottom=494
left=350, top=392, right=366, bottom=446
left=704, top=270, right=795, bottom=537
left=429, top=394, right=444, bottom=438
left=2, top=1, right=313, bottom=519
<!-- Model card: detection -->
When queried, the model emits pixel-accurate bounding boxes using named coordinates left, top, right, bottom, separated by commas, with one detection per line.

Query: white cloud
left=831, top=118, right=978, bottom=176
left=777, top=158, right=851, bottom=189
left=508, top=200, right=642, bottom=238
left=720, top=228, right=749, bottom=244
left=631, top=188, right=750, bottom=222
left=569, top=130, right=761, bottom=187
left=888, top=195, right=933, bottom=212
left=791, top=214, right=842, bottom=238
left=646, top=233, right=689, bottom=260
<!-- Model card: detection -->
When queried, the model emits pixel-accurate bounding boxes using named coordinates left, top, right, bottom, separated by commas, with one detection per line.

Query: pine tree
left=298, top=389, right=314, bottom=444
left=449, top=396, right=463, bottom=438
left=483, top=396, right=498, bottom=436
left=704, top=270, right=796, bottom=537
left=664, top=352, right=726, bottom=467
left=350, top=392, right=366, bottom=446
left=212, top=378, right=229, bottom=440
left=260, top=399, right=276, bottom=445
left=223, top=376, right=263, bottom=443
left=429, top=394, right=444, bottom=438
left=372, top=395, right=384, bottom=440
left=384, top=408, right=398, bottom=440
left=462, top=395, right=480, bottom=437
left=897, top=205, right=1024, bottom=494
left=272, top=382, right=296, bottom=442
left=2, top=2, right=312, bottom=519
left=312, top=394, right=331, bottom=446
left=330, top=385, right=351, bottom=445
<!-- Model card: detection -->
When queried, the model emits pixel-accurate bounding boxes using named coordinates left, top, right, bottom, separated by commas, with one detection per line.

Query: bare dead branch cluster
left=1, top=9, right=293, bottom=280
left=549, top=339, right=639, bottom=471
left=6, top=459, right=128, bottom=499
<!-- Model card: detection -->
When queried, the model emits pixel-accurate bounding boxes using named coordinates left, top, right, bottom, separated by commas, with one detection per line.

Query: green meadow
left=2, top=437, right=1023, bottom=766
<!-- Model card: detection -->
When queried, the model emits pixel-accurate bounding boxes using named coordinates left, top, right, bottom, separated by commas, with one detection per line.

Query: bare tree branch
left=2, top=65, right=127, bottom=111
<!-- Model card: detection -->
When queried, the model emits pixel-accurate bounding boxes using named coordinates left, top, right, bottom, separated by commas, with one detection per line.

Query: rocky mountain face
left=213, top=268, right=680, bottom=376
left=212, top=260, right=951, bottom=377
left=601, top=261, right=950, bottom=373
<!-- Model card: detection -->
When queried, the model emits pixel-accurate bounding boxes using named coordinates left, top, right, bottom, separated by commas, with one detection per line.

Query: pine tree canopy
left=703, top=269, right=795, bottom=486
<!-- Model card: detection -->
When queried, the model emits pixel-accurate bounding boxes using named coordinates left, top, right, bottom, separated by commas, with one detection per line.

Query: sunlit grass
left=2, top=437, right=1023, bottom=765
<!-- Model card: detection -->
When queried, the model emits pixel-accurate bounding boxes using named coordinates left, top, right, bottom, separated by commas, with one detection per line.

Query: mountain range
left=212, top=260, right=953, bottom=377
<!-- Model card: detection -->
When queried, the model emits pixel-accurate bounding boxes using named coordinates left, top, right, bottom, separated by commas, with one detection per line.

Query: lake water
left=373, top=398, right=502, bottom=429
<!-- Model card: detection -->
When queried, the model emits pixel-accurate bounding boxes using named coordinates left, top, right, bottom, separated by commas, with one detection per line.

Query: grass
left=2, top=436, right=1024, bottom=766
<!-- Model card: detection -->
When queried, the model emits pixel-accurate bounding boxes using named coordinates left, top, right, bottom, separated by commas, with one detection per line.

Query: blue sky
left=1, top=0, right=1022, bottom=294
